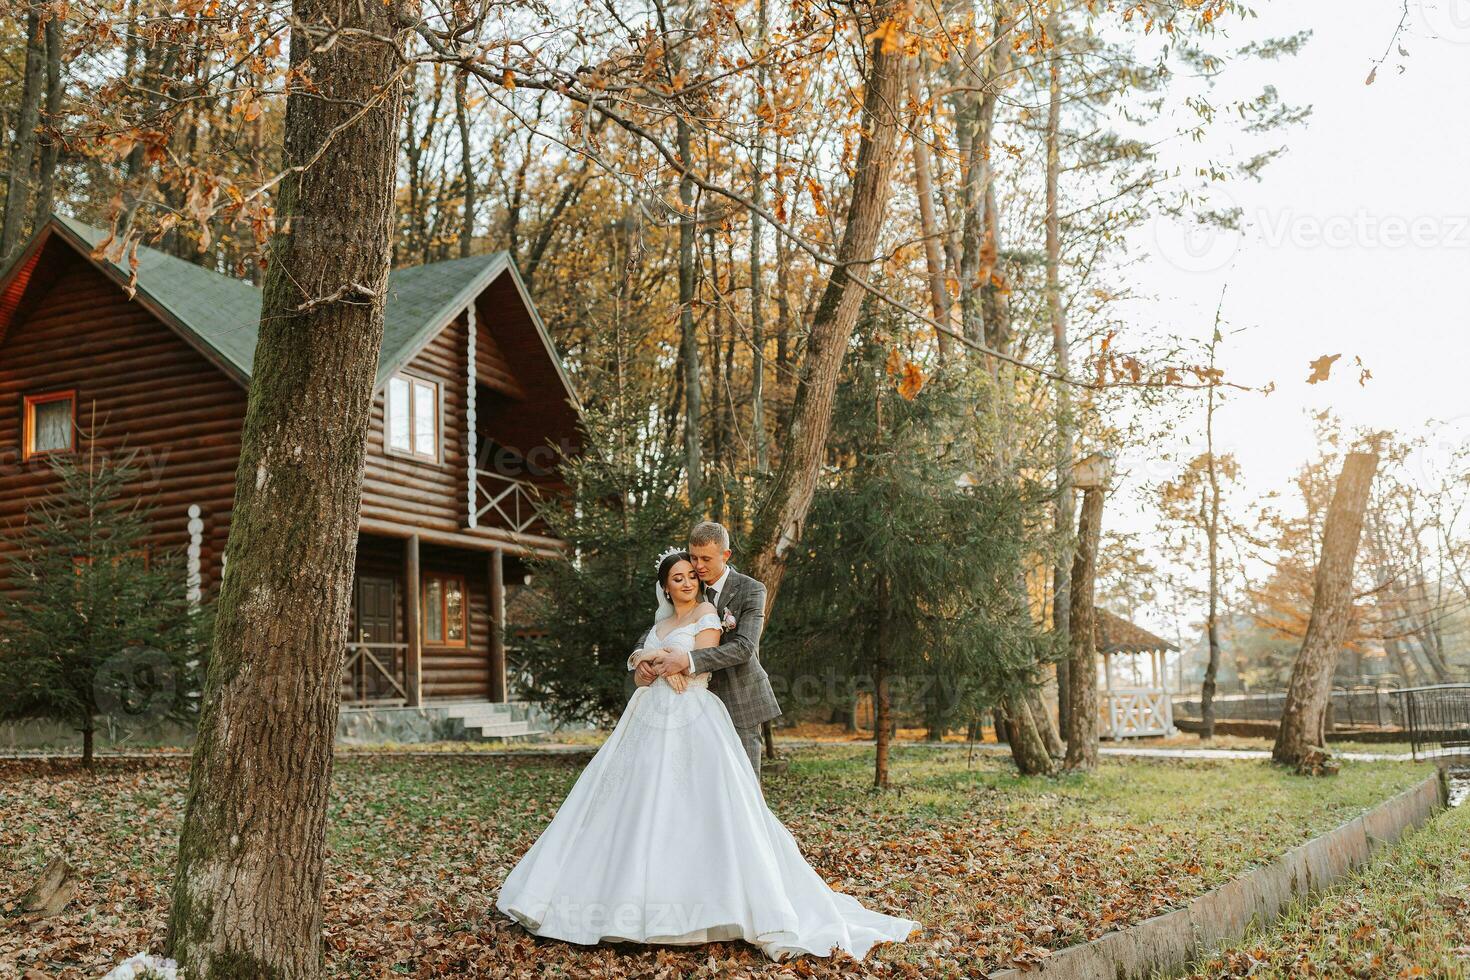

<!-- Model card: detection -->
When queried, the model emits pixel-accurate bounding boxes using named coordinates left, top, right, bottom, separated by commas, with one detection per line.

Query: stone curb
left=988, top=772, right=1448, bottom=980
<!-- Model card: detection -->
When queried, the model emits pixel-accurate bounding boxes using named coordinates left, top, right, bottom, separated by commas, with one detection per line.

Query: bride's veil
left=653, top=581, right=676, bottom=624
left=652, top=546, right=684, bottom=624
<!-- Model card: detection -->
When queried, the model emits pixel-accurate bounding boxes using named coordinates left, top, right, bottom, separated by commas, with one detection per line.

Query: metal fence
left=1172, top=686, right=1401, bottom=730
left=1391, top=685, right=1470, bottom=760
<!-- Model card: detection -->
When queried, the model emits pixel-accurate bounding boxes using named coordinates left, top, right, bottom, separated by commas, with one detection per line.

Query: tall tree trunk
left=956, top=5, right=1012, bottom=350
left=30, top=11, right=62, bottom=231
left=749, top=0, right=769, bottom=472
left=1273, top=452, right=1380, bottom=771
left=1044, top=1, right=1074, bottom=734
left=1202, top=334, right=1223, bottom=739
left=907, top=56, right=951, bottom=359
left=165, top=3, right=411, bottom=975
left=1064, top=485, right=1104, bottom=771
left=80, top=717, right=94, bottom=768
left=677, top=117, right=702, bottom=505
left=744, top=1, right=907, bottom=604
left=455, top=69, right=476, bottom=258
left=874, top=579, right=893, bottom=789
left=1, top=2, right=45, bottom=263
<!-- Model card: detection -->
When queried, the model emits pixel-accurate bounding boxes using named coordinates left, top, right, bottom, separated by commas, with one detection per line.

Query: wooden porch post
left=489, top=547, right=507, bottom=702
left=404, top=533, right=422, bottom=706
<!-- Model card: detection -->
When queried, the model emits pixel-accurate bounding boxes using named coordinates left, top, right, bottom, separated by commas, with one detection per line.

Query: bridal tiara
left=653, top=545, right=685, bottom=569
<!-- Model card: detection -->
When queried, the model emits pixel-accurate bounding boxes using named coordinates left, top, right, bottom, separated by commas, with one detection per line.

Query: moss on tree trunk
left=164, top=2, right=412, bottom=976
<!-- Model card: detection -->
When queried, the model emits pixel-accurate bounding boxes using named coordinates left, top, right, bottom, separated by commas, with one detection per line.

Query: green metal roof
left=51, top=215, right=510, bottom=390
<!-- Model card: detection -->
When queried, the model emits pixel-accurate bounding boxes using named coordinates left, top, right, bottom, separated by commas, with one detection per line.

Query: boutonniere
left=722, top=609, right=738, bottom=630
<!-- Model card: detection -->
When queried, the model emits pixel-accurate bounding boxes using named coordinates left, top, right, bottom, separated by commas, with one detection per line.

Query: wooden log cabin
left=0, top=214, right=580, bottom=712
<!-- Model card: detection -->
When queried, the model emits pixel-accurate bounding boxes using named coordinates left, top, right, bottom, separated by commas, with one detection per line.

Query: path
left=3, top=737, right=1438, bottom=764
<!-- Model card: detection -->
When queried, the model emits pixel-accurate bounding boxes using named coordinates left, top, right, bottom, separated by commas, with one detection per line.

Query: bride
left=495, top=548, right=921, bottom=962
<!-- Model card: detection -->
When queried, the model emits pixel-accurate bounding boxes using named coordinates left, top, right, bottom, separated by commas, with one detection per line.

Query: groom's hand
left=634, top=661, right=658, bottom=686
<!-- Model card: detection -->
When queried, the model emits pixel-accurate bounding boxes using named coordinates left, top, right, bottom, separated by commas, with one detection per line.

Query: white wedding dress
left=495, top=611, right=921, bottom=961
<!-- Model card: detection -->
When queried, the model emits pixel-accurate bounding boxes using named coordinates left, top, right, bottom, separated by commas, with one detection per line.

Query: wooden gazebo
left=1095, top=608, right=1179, bottom=739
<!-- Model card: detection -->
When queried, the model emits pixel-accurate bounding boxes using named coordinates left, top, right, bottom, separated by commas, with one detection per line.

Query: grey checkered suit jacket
left=628, top=568, right=782, bottom=731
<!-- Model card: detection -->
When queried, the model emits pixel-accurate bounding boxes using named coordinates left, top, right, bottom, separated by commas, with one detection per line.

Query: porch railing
left=342, top=642, right=409, bottom=705
left=1100, top=688, right=1174, bottom=738
left=473, top=469, right=543, bottom=533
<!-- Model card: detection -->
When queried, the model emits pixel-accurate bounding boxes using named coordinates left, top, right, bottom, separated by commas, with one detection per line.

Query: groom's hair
left=689, top=521, right=729, bottom=551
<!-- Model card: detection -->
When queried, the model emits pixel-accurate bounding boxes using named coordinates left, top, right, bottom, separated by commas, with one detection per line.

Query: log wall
left=0, top=253, right=247, bottom=596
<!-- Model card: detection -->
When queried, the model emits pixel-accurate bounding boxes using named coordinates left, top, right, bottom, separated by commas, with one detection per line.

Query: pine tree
left=0, top=445, right=211, bottom=765
left=516, top=403, right=694, bottom=725
left=773, top=337, right=1048, bottom=787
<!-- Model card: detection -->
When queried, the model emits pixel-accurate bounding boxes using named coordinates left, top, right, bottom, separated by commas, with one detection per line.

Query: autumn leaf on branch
left=1306, top=353, right=1341, bottom=385
left=897, top=361, right=926, bottom=400
left=884, top=347, right=926, bottom=400
left=864, top=19, right=904, bottom=55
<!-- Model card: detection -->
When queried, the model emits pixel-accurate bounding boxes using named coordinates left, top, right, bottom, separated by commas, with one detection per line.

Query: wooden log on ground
left=18, top=856, right=75, bottom=916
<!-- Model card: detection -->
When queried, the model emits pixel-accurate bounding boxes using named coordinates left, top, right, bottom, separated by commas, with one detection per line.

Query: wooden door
left=355, top=575, right=397, bottom=645
left=348, top=575, right=402, bottom=702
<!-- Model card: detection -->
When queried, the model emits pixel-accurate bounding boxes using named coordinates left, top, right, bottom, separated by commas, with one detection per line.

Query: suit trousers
left=734, top=721, right=763, bottom=785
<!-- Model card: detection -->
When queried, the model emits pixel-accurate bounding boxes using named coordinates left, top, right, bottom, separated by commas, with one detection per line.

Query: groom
left=633, top=520, right=782, bottom=779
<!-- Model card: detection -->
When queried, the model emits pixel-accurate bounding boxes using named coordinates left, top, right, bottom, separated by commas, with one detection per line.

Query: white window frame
left=384, top=372, right=442, bottom=464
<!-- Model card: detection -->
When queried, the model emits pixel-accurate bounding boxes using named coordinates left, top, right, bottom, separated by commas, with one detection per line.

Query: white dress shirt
left=687, top=566, right=730, bottom=674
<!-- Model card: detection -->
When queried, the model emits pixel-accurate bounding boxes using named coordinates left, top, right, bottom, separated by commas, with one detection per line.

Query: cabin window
left=423, top=572, right=467, bottom=647
left=23, top=389, right=76, bottom=459
left=386, top=373, right=440, bottom=462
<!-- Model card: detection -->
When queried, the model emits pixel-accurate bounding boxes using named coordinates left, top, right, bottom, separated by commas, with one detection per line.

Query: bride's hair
left=656, top=550, right=693, bottom=596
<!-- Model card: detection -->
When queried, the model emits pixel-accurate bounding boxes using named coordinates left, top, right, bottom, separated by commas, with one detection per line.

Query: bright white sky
left=1103, top=0, right=1470, bottom=634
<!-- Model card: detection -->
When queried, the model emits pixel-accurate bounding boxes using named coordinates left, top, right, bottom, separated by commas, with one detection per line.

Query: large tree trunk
left=164, top=3, right=410, bottom=976
left=745, top=2, right=907, bottom=602
left=1064, top=485, right=1104, bottom=771
left=1, top=2, right=45, bottom=263
left=1044, top=1, right=1075, bottom=734
left=1274, top=452, right=1380, bottom=771
left=1001, top=695, right=1054, bottom=775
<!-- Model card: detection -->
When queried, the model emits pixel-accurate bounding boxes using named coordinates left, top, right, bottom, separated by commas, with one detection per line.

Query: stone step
left=442, top=701, right=530, bottom=722
left=468, top=720, right=541, bottom=739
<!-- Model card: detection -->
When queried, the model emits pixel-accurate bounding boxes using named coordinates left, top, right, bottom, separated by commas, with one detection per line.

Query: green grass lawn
left=0, top=745, right=1434, bottom=978
left=1182, top=793, right=1470, bottom=979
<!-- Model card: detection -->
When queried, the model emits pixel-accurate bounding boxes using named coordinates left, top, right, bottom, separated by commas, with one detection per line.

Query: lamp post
left=1064, top=451, right=1113, bottom=771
